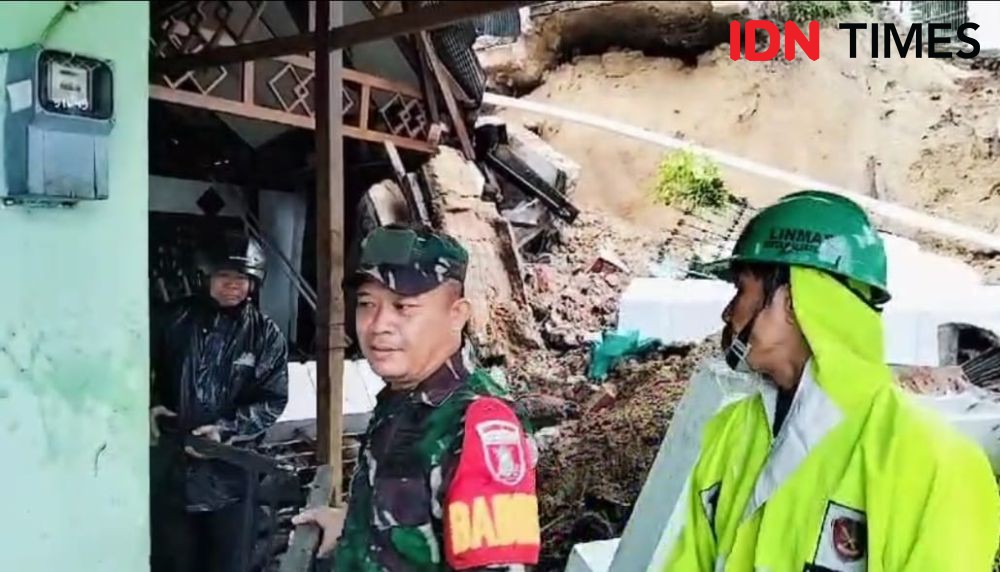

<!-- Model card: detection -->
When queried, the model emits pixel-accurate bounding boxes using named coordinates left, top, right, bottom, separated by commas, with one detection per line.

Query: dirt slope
left=501, top=27, right=1000, bottom=236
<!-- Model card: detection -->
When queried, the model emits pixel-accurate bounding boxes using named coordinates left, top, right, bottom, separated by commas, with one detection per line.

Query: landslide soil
left=500, top=24, right=1000, bottom=570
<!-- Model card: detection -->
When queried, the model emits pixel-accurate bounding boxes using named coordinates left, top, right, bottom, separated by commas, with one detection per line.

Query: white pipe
left=484, top=92, right=1000, bottom=252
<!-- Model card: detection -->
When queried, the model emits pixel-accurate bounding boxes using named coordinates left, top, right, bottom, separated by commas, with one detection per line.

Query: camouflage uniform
left=329, top=225, right=540, bottom=571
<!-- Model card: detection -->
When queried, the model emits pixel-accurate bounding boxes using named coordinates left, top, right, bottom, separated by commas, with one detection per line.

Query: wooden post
left=405, top=2, right=441, bottom=125
left=419, top=31, right=475, bottom=160
left=278, top=466, right=335, bottom=572
left=314, top=0, right=346, bottom=504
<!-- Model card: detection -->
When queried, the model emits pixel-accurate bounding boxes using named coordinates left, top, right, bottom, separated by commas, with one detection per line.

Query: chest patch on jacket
left=811, top=501, right=867, bottom=572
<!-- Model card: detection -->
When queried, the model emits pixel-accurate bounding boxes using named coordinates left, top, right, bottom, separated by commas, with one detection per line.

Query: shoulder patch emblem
left=476, top=420, right=527, bottom=486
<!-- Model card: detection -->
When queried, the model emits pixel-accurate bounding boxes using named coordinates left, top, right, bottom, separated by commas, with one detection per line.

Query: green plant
left=652, top=150, right=732, bottom=211
left=758, top=0, right=869, bottom=24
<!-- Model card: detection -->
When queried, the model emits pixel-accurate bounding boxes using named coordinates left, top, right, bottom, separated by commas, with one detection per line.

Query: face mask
left=724, top=312, right=758, bottom=373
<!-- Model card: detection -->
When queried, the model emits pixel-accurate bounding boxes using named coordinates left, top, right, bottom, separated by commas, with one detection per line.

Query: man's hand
left=149, top=406, right=177, bottom=444
left=291, top=507, right=347, bottom=558
left=185, top=425, right=223, bottom=459
left=192, top=424, right=222, bottom=442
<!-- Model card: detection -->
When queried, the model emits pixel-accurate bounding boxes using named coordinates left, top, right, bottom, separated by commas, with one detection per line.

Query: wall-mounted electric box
left=0, top=45, right=114, bottom=204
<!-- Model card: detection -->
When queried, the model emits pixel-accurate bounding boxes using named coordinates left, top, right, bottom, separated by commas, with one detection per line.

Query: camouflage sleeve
left=217, top=322, right=289, bottom=441
left=442, top=397, right=541, bottom=570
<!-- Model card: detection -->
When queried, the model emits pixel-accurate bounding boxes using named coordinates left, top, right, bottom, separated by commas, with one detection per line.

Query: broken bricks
left=586, top=383, right=619, bottom=414
left=588, top=247, right=631, bottom=274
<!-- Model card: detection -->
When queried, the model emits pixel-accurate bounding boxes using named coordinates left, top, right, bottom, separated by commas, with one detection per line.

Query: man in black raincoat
left=150, top=232, right=289, bottom=572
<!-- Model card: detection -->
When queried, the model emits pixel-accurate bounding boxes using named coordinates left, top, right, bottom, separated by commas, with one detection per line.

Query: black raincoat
left=150, top=295, right=289, bottom=512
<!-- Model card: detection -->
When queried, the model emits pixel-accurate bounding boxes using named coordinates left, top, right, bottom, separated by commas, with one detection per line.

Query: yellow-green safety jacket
left=664, top=267, right=1000, bottom=571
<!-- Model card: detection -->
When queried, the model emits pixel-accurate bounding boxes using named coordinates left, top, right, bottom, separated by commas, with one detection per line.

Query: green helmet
left=700, top=190, right=891, bottom=305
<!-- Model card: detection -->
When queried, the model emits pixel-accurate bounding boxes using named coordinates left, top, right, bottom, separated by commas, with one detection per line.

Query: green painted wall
left=0, top=2, right=150, bottom=570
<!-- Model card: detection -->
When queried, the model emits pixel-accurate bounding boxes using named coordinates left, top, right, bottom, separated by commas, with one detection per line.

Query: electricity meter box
left=0, top=45, right=114, bottom=204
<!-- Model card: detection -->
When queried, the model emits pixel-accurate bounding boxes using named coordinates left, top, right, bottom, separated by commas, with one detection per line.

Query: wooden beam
left=314, top=0, right=347, bottom=505
left=268, top=55, right=424, bottom=99
left=384, top=140, right=431, bottom=225
left=156, top=1, right=538, bottom=72
left=420, top=31, right=474, bottom=159
left=359, top=84, right=371, bottom=131
left=150, top=85, right=314, bottom=128
left=343, top=68, right=423, bottom=99
left=342, top=125, right=435, bottom=154
left=149, top=85, right=436, bottom=153
left=242, top=61, right=255, bottom=104
left=238, top=1, right=269, bottom=43
left=278, top=465, right=335, bottom=572
left=410, top=7, right=441, bottom=126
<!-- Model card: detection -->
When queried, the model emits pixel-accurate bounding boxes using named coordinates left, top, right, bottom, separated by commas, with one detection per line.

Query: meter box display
left=0, top=45, right=114, bottom=204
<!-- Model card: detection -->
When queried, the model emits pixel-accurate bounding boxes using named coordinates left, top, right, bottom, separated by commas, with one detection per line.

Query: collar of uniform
left=742, top=359, right=844, bottom=522
left=375, top=351, right=469, bottom=408
left=414, top=352, right=469, bottom=407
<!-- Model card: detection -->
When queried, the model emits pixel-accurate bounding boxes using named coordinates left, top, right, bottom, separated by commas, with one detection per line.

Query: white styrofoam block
left=619, top=233, right=1000, bottom=366
left=565, top=539, right=620, bottom=572
left=913, top=391, right=1000, bottom=473
left=276, top=360, right=386, bottom=423
left=883, top=232, right=985, bottom=296
left=276, top=362, right=317, bottom=423
left=617, top=278, right=732, bottom=344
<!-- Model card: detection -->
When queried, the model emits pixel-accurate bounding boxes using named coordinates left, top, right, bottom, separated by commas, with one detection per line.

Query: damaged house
left=148, top=0, right=578, bottom=567
left=0, top=0, right=581, bottom=569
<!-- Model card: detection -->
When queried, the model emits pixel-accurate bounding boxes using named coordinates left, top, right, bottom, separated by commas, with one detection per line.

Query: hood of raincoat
left=789, top=266, right=894, bottom=413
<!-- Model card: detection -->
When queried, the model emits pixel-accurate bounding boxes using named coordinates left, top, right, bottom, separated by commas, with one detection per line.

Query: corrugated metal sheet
left=421, top=0, right=487, bottom=106
left=473, top=10, right=522, bottom=38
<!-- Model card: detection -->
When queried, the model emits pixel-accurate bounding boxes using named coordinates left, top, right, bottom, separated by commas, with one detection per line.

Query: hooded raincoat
left=664, top=267, right=1000, bottom=571
left=150, top=295, right=289, bottom=512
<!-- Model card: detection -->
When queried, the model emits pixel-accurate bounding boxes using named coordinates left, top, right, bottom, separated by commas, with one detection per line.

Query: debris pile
left=519, top=338, right=720, bottom=570
left=488, top=211, right=721, bottom=569
left=519, top=214, right=669, bottom=352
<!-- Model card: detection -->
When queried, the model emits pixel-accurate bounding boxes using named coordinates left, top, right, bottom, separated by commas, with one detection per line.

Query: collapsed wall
left=422, top=147, right=544, bottom=361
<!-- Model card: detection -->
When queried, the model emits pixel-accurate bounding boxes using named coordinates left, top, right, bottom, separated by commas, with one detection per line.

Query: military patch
left=444, top=397, right=540, bottom=569
left=476, top=419, right=527, bottom=486
left=810, top=501, right=867, bottom=572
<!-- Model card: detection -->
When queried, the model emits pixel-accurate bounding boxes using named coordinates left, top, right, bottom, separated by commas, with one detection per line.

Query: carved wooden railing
left=150, top=1, right=436, bottom=153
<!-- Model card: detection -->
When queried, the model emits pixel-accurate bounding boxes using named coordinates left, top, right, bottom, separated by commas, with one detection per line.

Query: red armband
left=444, top=397, right=540, bottom=570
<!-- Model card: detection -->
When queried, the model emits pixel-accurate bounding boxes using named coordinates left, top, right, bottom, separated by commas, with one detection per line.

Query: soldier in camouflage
left=293, top=224, right=541, bottom=571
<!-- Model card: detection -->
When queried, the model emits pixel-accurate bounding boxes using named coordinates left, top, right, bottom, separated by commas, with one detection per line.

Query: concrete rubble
left=484, top=119, right=582, bottom=251
left=422, top=146, right=544, bottom=361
